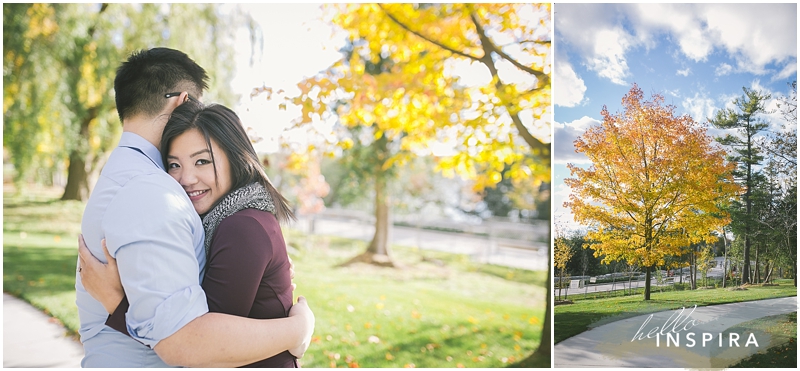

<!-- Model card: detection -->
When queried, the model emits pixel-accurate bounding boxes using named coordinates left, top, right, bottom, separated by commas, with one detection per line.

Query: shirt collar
left=119, top=132, right=165, bottom=171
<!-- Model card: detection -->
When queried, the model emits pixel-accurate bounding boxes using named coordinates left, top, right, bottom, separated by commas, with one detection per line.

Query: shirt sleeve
left=102, top=175, right=209, bottom=349
left=202, top=213, right=273, bottom=317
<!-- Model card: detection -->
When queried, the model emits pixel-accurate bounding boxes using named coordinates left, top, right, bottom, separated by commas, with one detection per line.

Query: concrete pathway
left=555, top=296, right=798, bottom=368
left=3, top=293, right=83, bottom=368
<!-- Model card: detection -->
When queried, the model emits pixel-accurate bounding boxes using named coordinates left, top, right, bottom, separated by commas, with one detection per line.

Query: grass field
left=730, top=312, right=797, bottom=368
left=554, top=280, right=798, bottom=345
left=3, top=185, right=546, bottom=368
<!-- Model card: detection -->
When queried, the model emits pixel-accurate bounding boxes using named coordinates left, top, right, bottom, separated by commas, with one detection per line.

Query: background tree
left=553, top=224, right=573, bottom=302
left=565, top=84, right=739, bottom=300
left=464, top=159, right=549, bottom=222
left=708, top=87, right=772, bottom=284
left=697, top=244, right=715, bottom=288
left=753, top=155, right=797, bottom=285
left=4, top=3, right=117, bottom=195
left=4, top=4, right=254, bottom=200
left=256, top=5, right=552, bottom=362
left=768, top=80, right=798, bottom=285
left=564, top=233, right=603, bottom=277
left=256, top=37, right=473, bottom=266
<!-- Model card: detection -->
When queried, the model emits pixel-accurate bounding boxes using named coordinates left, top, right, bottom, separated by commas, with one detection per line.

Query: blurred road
left=294, top=215, right=549, bottom=271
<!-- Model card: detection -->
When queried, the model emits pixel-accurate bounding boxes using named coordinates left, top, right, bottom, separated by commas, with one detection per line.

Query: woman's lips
left=187, top=189, right=209, bottom=202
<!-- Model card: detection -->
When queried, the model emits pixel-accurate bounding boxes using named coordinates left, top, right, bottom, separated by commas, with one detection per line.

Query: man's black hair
left=114, top=48, right=209, bottom=122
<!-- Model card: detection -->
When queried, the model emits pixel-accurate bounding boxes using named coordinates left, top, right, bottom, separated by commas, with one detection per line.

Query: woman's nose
left=179, top=168, right=198, bottom=186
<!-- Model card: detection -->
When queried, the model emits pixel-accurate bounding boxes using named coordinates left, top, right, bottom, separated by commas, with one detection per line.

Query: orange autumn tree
left=565, top=84, right=739, bottom=300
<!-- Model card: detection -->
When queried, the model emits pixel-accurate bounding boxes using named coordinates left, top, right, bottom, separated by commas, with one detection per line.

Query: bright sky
left=553, top=3, right=798, bottom=231
left=223, top=3, right=551, bottom=156
left=227, top=3, right=344, bottom=154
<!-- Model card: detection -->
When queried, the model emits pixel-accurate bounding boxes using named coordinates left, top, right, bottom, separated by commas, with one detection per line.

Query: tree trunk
left=742, top=126, right=754, bottom=285
left=722, top=232, right=729, bottom=288
left=61, top=110, right=95, bottom=201
left=689, top=246, right=697, bottom=290
left=339, top=156, right=395, bottom=268
left=764, top=261, right=773, bottom=283
left=529, top=262, right=552, bottom=362
left=523, top=219, right=551, bottom=367
left=611, top=265, right=617, bottom=295
left=61, top=5, right=106, bottom=201
left=754, top=243, right=760, bottom=284
left=366, top=173, right=392, bottom=258
left=768, top=261, right=774, bottom=282
left=644, top=265, right=651, bottom=300
left=557, top=270, right=563, bottom=301
left=61, top=151, right=90, bottom=200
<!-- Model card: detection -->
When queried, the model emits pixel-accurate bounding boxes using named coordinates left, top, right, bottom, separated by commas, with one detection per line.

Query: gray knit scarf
left=201, top=182, right=276, bottom=264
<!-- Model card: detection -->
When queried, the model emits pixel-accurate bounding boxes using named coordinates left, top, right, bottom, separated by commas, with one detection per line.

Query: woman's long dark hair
left=161, top=100, right=296, bottom=223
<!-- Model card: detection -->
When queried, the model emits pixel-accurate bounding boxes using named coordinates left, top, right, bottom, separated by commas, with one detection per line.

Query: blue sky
left=553, top=3, right=797, bottom=230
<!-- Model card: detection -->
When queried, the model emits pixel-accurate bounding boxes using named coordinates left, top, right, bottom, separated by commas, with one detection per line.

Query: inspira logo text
left=631, top=305, right=759, bottom=348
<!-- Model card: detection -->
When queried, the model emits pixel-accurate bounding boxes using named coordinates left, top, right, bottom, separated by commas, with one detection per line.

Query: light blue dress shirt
left=76, top=132, right=209, bottom=367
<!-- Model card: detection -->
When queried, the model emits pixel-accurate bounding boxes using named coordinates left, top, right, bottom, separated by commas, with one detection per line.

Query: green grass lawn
left=554, top=280, right=798, bottom=344
left=3, top=186, right=546, bottom=368
left=729, top=312, right=797, bottom=368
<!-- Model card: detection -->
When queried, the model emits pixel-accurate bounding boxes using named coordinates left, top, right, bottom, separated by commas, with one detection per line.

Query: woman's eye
left=168, top=163, right=180, bottom=169
left=196, top=159, right=211, bottom=165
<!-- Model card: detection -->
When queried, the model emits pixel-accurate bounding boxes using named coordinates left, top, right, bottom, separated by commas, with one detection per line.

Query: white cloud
left=588, top=27, right=633, bottom=85
left=556, top=4, right=634, bottom=85
left=676, top=68, right=691, bottom=77
left=629, top=4, right=714, bottom=61
left=702, top=4, right=797, bottom=73
left=715, top=63, right=733, bottom=76
left=554, top=116, right=601, bottom=164
left=552, top=182, right=573, bottom=202
left=682, top=92, right=717, bottom=124
left=552, top=183, right=577, bottom=225
left=557, top=4, right=797, bottom=82
left=571, top=116, right=602, bottom=132
left=554, top=60, right=587, bottom=107
left=774, top=62, right=798, bottom=82
left=664, top=88, right=681, bottom=98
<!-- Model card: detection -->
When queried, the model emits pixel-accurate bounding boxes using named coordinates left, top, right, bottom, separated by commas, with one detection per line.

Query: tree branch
left=380, top=4, right=550, bottom=158
left=467, top=10, right=549, bottom=85
left=378, top=4, right=483, bottom=63
left=465, top=9, right=549, bottom=156
left=517, top=39, right=552, bottom=45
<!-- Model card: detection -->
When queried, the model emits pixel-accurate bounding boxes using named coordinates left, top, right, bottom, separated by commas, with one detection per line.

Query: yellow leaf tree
left=553, top=223, right=574, bottom=301
left=258, top=4, right=551, bottom=361
left=565, top=84, right=739, bottom=300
